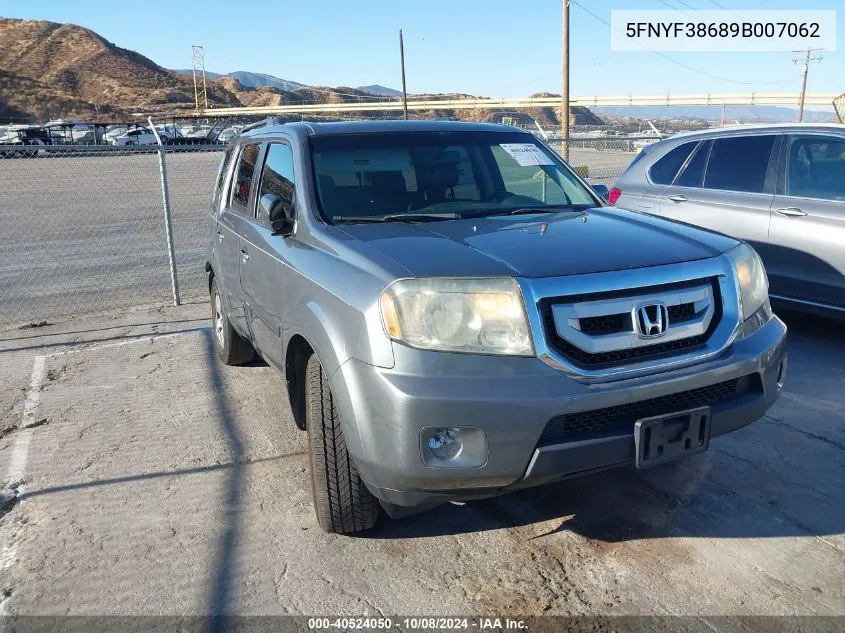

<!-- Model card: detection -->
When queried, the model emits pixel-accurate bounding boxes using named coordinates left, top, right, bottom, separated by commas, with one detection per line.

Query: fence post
left=149, top=117, right=180, bottom=306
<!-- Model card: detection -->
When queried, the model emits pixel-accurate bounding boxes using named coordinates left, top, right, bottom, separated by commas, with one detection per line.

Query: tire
left=306, top=353, right=379, bottom=533
left=210, top=277, right=255, bottom=365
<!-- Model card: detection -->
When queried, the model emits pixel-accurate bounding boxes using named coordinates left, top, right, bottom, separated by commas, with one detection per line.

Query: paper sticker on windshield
left=499, top=143, right=555, bottom=166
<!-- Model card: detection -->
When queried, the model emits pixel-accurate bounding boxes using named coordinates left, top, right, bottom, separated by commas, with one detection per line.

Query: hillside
left=172, top=69, right=308, bottom=92
left=0, top=18, right=604, bottom=127
left=172, top=70, right=400, bottom=98
left=0, top=18, right=242, bottom=121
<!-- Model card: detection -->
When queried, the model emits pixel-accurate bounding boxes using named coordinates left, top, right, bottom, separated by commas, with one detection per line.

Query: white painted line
left=21, top=355, right=46, bottom=429
left=6, top=355, right=46, bottom=489
left=1, top=356, right=46, bottom=622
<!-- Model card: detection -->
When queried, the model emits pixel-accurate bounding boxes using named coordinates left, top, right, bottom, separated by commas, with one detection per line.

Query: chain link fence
left=559, top=137, right=648, bottom=185
left=0, top=135, right=645, bottom=333
left=0, top=144, right=223, bottom=332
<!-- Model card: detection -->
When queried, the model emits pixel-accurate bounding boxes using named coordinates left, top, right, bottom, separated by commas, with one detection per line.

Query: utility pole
left=399, top=30, right=409, bottom=120
left=793, top=47, right=823, bottom=122
left=561, top=0, right=570, bottom=160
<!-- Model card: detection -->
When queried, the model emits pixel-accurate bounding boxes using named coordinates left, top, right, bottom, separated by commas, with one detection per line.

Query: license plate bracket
left=634, top=406, right=712, bottom=470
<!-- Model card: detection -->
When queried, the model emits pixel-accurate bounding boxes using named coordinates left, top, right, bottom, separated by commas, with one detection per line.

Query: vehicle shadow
left=363, top=309, right=845, bottom=542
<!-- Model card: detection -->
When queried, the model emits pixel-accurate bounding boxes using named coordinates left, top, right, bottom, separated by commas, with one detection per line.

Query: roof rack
left=240, top=116, right=286, bottom=134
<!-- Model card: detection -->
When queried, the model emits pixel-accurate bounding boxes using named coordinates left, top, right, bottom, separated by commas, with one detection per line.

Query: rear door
left=217, top=142, right=261, bottom=334
left=657, top=134, right=778, bottom=256
left=621, top=140, right=698, bottom=214
left=768, top=133, right=845, bottom=308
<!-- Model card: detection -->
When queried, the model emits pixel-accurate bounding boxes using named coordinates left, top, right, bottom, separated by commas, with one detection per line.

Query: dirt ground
left=0, top=303, right=843, bottom=621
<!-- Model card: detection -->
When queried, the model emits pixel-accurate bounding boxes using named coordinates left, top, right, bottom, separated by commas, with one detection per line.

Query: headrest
left=419, top=163, right=460, bottom=190
left=369, top=171, right=406, bottom=191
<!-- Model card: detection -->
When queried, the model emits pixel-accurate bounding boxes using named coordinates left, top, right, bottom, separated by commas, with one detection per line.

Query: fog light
left=428, top=428, right=463, bottom=461
left=420, top=426, right=488, bottom=468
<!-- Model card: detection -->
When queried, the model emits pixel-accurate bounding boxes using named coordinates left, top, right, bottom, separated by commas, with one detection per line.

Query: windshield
left=310, top=131, right=597, bottom=223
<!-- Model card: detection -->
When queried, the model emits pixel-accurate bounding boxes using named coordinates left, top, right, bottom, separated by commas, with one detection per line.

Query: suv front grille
left=578, top=312, right=632, bottom=336
left=579, top=302, right=698, bottom=337
left=538, top=374, right=761, bottom=445
left=539, top=278, right=722, bottom=369
left=669, top=302, right=696, bottom=321
left=544, top=329, right=711, bottom=366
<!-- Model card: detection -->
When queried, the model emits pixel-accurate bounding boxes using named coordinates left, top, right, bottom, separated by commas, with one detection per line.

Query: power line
left=656, top=0, right=700, bottom=22
left=571, top=1, right=795, bottom=87
left=673, top=0, right=706, bottom=14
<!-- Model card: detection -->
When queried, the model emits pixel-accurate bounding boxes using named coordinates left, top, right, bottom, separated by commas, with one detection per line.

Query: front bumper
left=330, top=314, right=787, bottom=510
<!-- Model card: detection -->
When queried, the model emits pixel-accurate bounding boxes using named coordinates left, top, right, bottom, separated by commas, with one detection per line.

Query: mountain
left=171, top=68, right=224, bottom=80
left=0, top=18, right=241, bottom=122
left=358, top=85, right=404, bottom=98
left=172, top=69, right=306, bottom=92
left=594, top=105, right=836, bottom=123
left=0, top=18, right=605, bottom=128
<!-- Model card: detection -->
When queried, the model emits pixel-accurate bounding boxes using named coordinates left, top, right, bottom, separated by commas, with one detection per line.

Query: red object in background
left=608, top=187, right=621, bottom=205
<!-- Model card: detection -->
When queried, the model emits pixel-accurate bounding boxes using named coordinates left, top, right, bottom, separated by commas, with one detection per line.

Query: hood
left=337, top=208, right=739, bottom=279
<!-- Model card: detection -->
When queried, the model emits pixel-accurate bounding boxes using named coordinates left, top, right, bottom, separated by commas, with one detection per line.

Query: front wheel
left=306, top=354, right=379, bottom=533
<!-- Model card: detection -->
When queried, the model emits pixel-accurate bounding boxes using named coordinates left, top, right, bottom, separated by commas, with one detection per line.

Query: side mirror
left=259, top=193, right=294, bottom=236
left=590, top=183, right=609, bottom=203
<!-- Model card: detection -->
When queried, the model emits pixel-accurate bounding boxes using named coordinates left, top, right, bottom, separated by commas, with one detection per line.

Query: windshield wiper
left=467, top=205, right=588, bottom=218
left=333, top=212, right=462, bottom=223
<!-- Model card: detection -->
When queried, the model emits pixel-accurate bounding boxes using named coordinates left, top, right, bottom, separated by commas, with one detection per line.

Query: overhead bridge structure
left=171, top=92, right=841, bottom=119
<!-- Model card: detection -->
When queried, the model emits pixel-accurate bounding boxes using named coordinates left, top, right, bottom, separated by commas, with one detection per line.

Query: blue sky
left=3, top=0, right=842, bottom=98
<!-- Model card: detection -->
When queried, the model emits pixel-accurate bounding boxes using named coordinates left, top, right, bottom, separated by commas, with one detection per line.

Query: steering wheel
left=802, top=145, right=819, bottom=187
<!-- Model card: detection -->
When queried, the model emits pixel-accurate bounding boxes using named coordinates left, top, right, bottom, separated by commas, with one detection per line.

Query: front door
left=239, top=141, right=298, bottom=370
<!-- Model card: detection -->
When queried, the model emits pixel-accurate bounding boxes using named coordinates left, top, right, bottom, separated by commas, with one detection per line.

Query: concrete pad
left=0, top=306, right=843, bottom=617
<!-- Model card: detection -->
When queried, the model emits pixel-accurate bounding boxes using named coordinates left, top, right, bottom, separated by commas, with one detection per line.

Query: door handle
left=240, top=249, right=250, bottom=262
left=775, top=207, right=807, bottom=218
left=217, top=231, right=224, bottom=242
left=667, top=194, right=688, bottom=203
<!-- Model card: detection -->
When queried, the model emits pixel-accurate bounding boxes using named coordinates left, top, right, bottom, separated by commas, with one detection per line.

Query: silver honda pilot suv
left=206, top=120, right=788, bottom=533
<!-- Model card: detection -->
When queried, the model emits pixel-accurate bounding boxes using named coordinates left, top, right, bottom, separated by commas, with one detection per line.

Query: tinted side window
left=229, top=143, right=261, bottom=213
left=649, top=142, right=696, bottom=185
left=676, top=141, right=710, bottom=188
left=786, top=135, right=845, bottom=201
left=704, top=135, right=776, bottom=193
left=259, top=143, right=296, bottom=209
left=214, top=146, right=235, bottom=208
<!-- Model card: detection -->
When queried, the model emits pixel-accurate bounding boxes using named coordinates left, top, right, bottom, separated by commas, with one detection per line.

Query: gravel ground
left=0, top=304, right=842, bottom=621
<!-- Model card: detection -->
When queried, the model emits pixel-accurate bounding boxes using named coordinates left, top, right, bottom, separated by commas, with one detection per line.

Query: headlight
left=728, top=243, right=769, bottom=321
left=379, top=277, right=534, bottom=356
